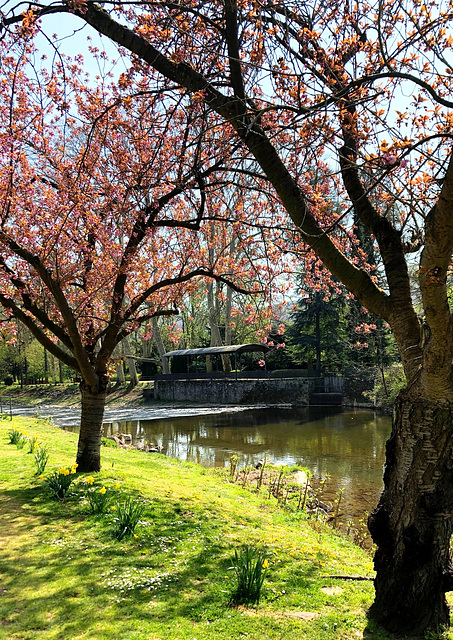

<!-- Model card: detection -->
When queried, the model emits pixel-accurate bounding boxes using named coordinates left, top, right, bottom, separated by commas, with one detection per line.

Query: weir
left=151, top=375, right=315, bottom=405
left=140, top=344, right=344, bottom=405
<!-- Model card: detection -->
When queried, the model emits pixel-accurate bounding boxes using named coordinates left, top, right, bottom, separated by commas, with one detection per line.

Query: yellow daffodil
left=86, top=476, right=94, bottom=485
left=133, top=534, right=139, bottom=539
left=114, top=483, right=120, bottom=489
left=39, top=474, right=44, bottom=480
left=99, top=486, right=107, bottom=495
left=262, top=559, right=269, bottom=569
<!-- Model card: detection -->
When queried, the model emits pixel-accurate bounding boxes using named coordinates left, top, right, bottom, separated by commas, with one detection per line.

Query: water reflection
left=101, top=407, right=391, bottom=520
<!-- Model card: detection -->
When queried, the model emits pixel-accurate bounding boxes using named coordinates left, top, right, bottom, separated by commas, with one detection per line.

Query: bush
left=101, top=437, right=118, bottom=448
left=343, top=366, right=375, bottom=404
left=3, top=376, right=13, bottom=386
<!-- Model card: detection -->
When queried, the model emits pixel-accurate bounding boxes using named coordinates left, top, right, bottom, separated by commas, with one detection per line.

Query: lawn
left=0, top=415, right=438, bottom=640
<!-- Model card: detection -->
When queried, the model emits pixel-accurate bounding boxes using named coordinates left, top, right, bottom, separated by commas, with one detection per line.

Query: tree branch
left=0, top=231, right=97, bottom=385
left=68, top=4, right=391, bottom=323
left=0, top=293, right=79, bottom=370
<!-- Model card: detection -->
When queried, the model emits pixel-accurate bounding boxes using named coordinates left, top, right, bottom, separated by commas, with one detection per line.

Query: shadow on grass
left=0, top=487, right=383, bottom=639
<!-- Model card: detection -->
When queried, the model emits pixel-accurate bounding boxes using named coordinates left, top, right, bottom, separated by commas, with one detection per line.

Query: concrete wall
left=153, top=377, right=314, bottom=405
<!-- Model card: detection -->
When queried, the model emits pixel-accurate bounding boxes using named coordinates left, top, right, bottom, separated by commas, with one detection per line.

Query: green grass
left=0, top=416, right=445, bottom=640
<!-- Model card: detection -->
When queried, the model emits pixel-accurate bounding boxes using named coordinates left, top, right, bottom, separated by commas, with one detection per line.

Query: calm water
left=100, top=406, right=391, bottom=520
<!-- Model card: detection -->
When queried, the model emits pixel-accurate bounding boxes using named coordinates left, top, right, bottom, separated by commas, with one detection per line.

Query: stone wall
left=153, top=377, right=314, bottom=405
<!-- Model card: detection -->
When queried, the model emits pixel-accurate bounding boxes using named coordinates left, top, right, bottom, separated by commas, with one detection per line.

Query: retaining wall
left=153, top=377, right=314, bottom=405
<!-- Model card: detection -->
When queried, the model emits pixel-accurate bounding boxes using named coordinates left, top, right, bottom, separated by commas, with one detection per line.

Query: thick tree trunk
left=368, top=393, right=453, bottom=636
left=76, top=383, right=107, bottom=472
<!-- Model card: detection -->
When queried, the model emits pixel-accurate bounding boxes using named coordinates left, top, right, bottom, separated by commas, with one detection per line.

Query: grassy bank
left=0, top=417, right=404, bottom=639
left=0, top=382, right=149, bottom=408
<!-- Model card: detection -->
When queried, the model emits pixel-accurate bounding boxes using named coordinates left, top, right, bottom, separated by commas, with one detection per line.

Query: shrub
left=229, top=546, right=269, bottom=605
left=101, top=437, right=118, bottom=448
left=364, top=363, right=406, bottom=411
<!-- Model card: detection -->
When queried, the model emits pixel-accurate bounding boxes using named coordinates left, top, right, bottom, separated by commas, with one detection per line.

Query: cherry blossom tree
left=4, top=0, right=453, bottom=633
left=0, top=30, right=273, bottom=472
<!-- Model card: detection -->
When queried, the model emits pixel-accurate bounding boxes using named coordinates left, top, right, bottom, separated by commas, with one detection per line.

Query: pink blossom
left=382, top=152, right=398, bottom=166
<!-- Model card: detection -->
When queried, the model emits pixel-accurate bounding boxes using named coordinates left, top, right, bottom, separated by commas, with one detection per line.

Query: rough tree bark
left=368, top=394, right=453, bottom=635
left=76, top=381, right=108, bottom=472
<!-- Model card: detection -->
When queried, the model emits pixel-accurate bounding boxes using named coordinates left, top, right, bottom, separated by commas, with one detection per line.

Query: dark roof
left=162, top=343, right=270, bottom=358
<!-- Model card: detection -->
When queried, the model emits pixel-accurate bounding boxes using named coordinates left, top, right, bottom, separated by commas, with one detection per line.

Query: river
left=12, top=403, right=391, bottom=522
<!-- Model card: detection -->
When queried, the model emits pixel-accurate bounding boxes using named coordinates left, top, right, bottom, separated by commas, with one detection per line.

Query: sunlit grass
left=0, top=416, right=448, bottom=639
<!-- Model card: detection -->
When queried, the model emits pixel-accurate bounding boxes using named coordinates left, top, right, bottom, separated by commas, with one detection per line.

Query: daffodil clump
left=7, top=427, right=27, bottom=448
left=26, top=435, right=38, bottom=454
left=45, top=464, right=78, bottom=500
left=33, top=444, right=49, bottom=475
left=112, top=496, right=145, bottom=541
left=229, top=546, right=269, bottom=605
left=85, top=480, right=110, bottom=514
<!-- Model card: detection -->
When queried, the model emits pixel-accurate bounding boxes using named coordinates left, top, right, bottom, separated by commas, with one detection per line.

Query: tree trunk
left=115, top=361, right=125, bottom=383
left=152, top=316, right=170, bottom=374
left=315, top=307, right=321, bottom=371
left=123, top=335, right=139, bottom=387
left=207, top=280, right=231, bottom=372
left=368, top=393, right=453, bottom=636
left=224, top=283, right=233, bottom=347
left=76, top=383, right=107, bottom=472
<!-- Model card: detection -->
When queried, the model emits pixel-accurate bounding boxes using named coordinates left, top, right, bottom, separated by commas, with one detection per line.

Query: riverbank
left=0, top=416, right=400, bottom=640
left=0, top=381, right=149, bottom=408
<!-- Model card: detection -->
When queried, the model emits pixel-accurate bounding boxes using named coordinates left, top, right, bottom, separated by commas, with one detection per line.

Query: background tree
left=287, top=289, right=348, bottom=371
left=4, top=0, right=453, bottom=633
